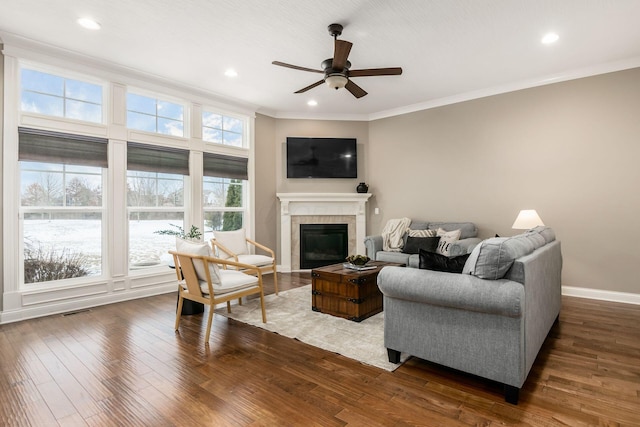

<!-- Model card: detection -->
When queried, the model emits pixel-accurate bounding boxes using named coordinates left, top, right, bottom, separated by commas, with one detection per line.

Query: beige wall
left=256, top=68, right=640, bottom=294
left=368, top=68, right=640, bottom=293
left=254, top=114, right=277, bottom=254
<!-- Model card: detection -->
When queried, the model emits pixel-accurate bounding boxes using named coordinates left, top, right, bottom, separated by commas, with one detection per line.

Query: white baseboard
left=562, top=286, right=640, bottom=305
left=0, top=284, right=176, bottom=325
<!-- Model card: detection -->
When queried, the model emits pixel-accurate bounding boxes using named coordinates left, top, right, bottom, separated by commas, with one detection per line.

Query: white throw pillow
left=213, top=229, right=249, bottom=258
left=436, top=228, right=461, bottom=257
left=175, top=237, right=221, bottom=284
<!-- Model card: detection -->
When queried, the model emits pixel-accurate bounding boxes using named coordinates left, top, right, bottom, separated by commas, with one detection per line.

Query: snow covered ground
left=24, top=219, right=187, bottom=275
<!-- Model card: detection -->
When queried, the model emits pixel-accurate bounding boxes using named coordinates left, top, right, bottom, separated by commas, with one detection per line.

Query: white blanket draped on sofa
left=381, top=217, right=411, bottom=252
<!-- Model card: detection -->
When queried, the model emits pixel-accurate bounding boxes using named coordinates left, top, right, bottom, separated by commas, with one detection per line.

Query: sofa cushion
left=436, top=228, right=461, bottom=257
left=530, top=225, right=556, bottom=243
left=463, top=227, right=555, bottom=279
left=428, top=221, right=477, bottom=239
left=419, top=249, right=470, bottom=273
left=403, top=236, right=440, bottom=254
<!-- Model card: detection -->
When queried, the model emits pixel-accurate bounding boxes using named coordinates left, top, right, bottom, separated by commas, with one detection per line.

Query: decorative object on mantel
left=512, top=210, right=545, bottom=230
left=344, top=254, right=374, bottom=270
left=356, top=182, right=369, bottom=193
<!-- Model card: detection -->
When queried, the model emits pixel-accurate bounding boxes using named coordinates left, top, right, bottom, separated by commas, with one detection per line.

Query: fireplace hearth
left=300, top=224, right=348, bottom=269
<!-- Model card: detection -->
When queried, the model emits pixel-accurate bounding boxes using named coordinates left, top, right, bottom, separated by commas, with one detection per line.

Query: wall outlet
left=374, top=207, right=380, bottom=215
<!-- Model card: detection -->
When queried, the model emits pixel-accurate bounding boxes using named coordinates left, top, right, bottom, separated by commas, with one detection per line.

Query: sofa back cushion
left=407, top=221, right=477, bottom=239
left=427, top=221, right=477, bottom=239
left=463, top=227, right=555, bottom=280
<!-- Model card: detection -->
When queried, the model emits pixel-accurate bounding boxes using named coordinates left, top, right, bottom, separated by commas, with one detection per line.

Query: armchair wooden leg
left=204, top=307, right=214, bottom=343
left=273, top=265, right=279, bottom=295
left=175, top=295, right=184, bottom=331
left=259, top=291, right=267, bottom=323
left=226, top=301, right=231, bottom=313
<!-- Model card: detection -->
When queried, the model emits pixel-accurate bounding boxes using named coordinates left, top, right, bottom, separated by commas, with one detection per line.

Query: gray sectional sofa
left=364, top=221, right=481, bottom=267
left=376, top=226, right=562, bottom=404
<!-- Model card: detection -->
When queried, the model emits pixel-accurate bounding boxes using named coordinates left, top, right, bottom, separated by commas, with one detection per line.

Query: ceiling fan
left=272, top=23, right=402, bottom=99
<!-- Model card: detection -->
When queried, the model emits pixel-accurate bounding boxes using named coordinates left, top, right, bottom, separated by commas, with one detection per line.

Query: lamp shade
left=325, top=74, right=348, bottom=90
left=512, top=209, right=545, bottom=229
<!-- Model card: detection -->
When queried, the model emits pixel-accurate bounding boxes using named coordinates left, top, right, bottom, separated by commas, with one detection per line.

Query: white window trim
left=2, top=42, right=256, bottom=325
left=19, top=59, right=110, bottom=127
left=126, top=87, right=190, bottom=140
left=201, top=107, right=250, bottom=150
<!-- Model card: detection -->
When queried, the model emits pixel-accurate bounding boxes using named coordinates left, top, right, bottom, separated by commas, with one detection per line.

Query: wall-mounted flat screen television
left=286, top=137, right=357, bottom=178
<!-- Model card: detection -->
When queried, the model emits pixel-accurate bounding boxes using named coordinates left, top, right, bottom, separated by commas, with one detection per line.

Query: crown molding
left=368, top=56, right=640, bottom=121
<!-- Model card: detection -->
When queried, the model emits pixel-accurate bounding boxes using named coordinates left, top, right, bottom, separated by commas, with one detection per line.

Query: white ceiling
left=2, top=0, right=640, bottom=120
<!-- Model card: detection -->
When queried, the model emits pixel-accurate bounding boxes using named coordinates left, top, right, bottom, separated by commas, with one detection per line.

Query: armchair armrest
left=364, top=235, right=383, bottom=259
left=210, top=239, right=239, bottom=268
left=204, top=256, right=263, bottom=276
left=246, top=237, right=275, bottom=258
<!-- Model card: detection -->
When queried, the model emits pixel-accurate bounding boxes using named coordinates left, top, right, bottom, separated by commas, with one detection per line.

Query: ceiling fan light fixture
left=325, top=74, right=348, bottom=90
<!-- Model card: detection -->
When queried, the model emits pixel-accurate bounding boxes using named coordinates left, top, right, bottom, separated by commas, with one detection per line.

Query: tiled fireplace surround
left=277, top=193, right=372, bottom=272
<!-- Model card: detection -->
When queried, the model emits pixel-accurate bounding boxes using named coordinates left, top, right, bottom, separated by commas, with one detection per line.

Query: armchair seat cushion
left=215, top=270, right=259, bottom=293
left=237, top=254, right=274, bottom=267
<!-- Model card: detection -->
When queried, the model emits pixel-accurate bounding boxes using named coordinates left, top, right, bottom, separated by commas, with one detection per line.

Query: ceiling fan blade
left=349, top=67, right=403, bottom=77
left=345, top=80, right=367, bottom=98
left=272, top=61, right=324, bottom=74
left=333, top=40, right=353, bottom=71
left=294, top=79, right=325, bottom=94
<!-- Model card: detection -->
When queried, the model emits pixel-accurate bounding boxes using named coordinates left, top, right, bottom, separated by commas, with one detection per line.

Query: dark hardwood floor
left=1, top=273, right=639, bottom=426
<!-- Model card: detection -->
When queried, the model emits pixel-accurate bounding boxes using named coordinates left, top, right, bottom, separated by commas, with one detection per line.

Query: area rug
left=214, top=285, right=408, bottom=371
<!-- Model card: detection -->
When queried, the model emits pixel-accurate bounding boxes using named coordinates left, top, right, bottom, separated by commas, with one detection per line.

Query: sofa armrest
left=364, top=235, right=383, bottom=259
left=377, top=266, right=523, bottom=318
left=449, top=238, right=482, bottom=256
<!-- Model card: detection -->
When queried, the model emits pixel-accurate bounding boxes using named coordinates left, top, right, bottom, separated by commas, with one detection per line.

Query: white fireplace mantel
left=277, top=193, right=372, bottom=272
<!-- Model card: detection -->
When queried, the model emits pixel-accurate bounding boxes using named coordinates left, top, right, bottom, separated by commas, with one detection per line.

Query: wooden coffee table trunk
left=311, top=261, right=404, bottom=322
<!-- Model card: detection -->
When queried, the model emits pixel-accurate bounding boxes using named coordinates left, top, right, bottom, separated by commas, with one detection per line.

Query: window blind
left=127, top=142, right=189, bottom=175
left=203, top=152, right=248, bottom=180
left=18, top=127, right=108, bottom=167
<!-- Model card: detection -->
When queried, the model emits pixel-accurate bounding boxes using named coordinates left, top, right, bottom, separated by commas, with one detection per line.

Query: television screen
left=286, top=137, right=357, bottom=178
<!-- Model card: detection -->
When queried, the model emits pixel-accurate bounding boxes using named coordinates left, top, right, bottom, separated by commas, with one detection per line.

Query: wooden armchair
left=169, top=249, right=266, bottom=343
left=211, top=228, right=278, bottom=294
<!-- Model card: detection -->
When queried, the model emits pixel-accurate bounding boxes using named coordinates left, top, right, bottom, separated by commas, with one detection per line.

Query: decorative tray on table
left=342, top=263, right=377, bottom=271
left=343, top=255, right=376, bottom=271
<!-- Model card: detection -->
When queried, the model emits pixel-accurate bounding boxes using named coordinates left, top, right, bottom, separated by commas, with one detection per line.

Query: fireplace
left=277, top=193, right=372, bottom=272
left=300, top=224, right=348, bottom=269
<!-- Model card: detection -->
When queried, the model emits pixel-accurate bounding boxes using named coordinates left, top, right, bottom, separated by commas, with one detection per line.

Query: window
left=202, top=111, right=244, bottom=147
left=127, top=92, right=184, bottom=137
left=127, top=142, right=189, bottom=270
left=19, top=128, right=107, bottom=284
left=20, top=68, right=103, bottom=123
left=202, top=152, right=248, bottom=240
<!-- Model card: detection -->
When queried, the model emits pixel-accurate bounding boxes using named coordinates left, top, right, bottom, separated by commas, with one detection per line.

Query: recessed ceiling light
left=224, top=69, right=238, bottom=77
left=541, top=32, right=559, bottom=45
left=77, top=17, right=101, bottom=30
left=307, top=100, right=318, bottom=106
